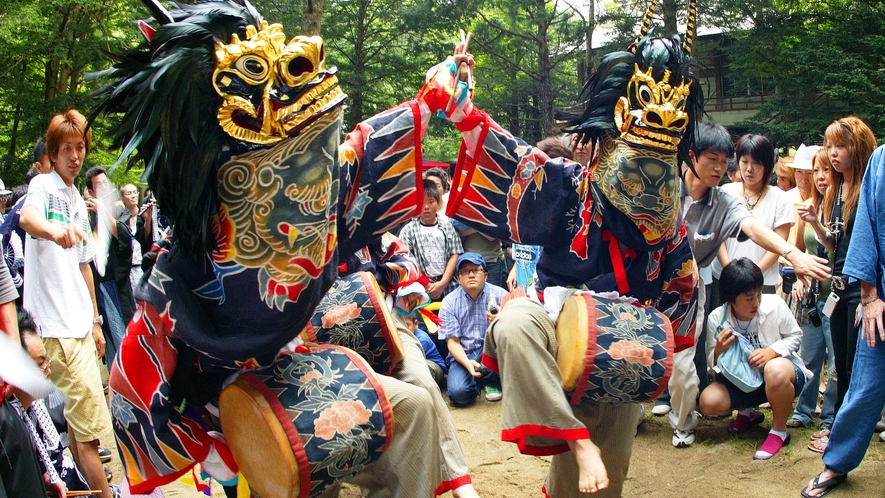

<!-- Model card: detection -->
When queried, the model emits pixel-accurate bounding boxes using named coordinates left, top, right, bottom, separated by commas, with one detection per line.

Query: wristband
left=862, top=296, right=881, bottom=306
left=781, top=247, right=794, bottom=259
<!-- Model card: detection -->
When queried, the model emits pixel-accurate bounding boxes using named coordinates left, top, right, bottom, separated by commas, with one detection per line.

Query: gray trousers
left=484, top=298, right=641, bottom=497
left=330, top=374, right=441, bottom=497
left=393, top=328, right=471, bottom=491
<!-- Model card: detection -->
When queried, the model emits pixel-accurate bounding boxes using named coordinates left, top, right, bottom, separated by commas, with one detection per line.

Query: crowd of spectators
left=3, top=106, right=885, bottom=498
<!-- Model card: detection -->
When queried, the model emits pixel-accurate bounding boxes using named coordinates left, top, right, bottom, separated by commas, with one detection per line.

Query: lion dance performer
left=93, top=1, right=459, bottom=496
left=418, top=1, right=701, bottom=496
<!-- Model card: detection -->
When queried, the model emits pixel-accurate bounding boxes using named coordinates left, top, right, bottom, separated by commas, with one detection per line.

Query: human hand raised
left=418, top=30, right=475, bottom=123
left=797, top=203, right=820, bottom=225
left=787, top=250, right=831, bottom=282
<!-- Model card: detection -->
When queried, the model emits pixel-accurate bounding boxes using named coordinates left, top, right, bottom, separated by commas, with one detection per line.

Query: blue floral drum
left=555, top=294, right=674, bottom=405
left=219, top=344, right=393, bottom=498
left=300, top=271, right=403, bottom=375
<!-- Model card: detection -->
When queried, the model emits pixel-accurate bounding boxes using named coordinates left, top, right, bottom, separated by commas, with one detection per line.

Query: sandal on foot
left=754, top=432, right=790, bottom=460
left=800, top=471, right=846, bottom=498
left=728, top=409, right=764, bottom=434
left=812, top=428, right=831, bottom=440
left=808, top=436, right=828, bottom=454
left=787, top=419, right=805, bottom=428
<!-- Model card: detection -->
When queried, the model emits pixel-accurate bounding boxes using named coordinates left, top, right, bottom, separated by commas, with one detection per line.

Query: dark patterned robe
left=109, top=102, right=427, bottom=493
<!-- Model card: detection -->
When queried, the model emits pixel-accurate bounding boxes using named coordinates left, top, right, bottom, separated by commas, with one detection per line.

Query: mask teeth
left=684, top=0, right=697, bottom=56
left=632, top=0, right=660, bottom=53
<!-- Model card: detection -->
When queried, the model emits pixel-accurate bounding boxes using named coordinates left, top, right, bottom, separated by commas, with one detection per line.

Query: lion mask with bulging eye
left=92, top=0, right=347, bottom=311
left=564, top=34, right=702, bottom=248
left=614, top=65, right=692, bottom=153
left=213, top=22, right=345, bottom=145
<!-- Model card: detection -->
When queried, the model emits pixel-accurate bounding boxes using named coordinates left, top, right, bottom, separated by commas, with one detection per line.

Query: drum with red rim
left=555, top=293, right=674, bottom=404
left=300, top=271, right=404, bottom=375
left=219, top=344, right=393, bottom=498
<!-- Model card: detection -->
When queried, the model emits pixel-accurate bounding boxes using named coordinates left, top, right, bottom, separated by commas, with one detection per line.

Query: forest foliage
left=0, top=0, right=883, bottom=188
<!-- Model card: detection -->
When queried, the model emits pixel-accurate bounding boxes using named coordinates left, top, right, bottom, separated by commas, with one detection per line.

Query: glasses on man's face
left=458, top=268, right=486, bottom=277
left=39, top=358, right=52, bottom=373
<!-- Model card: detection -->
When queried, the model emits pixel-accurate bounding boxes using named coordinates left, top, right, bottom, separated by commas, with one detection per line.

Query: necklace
left=734, top=318, right=753, bottom=333
left=743, top=186, right=764, bottom=211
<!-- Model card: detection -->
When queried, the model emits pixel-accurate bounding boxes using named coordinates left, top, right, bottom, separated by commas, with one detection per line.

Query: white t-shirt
left=713, top=183, right=793, bottom=285
left=22, top=171, right=95, bottom=339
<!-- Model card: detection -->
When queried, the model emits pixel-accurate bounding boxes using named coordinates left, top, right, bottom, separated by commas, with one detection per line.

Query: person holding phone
left=438, top=253, right=507, bottom=405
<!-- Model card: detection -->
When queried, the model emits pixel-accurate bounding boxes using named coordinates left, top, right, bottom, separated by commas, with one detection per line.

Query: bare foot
left=567, top=438, right=608, bottom=494
left=452, top=483, right=480, bottom=498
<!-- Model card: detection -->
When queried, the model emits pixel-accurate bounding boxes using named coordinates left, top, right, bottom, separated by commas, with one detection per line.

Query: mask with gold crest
left=93, top=0, right=347, bottom=313
left=564, top=0, right=702, bottom=247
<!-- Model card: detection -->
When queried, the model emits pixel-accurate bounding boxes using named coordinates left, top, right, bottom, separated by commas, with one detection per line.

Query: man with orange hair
left=20, top=109, right=114, bottom=498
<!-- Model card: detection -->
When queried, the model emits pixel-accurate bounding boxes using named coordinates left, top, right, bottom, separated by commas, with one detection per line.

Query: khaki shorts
left=43, top=336, right=111, bottom=442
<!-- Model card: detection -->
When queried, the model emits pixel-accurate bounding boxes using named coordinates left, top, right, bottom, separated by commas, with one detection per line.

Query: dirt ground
left=106, top=395, right=885, bottom=498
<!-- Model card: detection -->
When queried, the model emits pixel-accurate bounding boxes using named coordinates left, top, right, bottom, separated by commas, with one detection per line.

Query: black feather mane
left=89, top=1, right=265, bottom=257
left=563, top=35, right=703, bottom=169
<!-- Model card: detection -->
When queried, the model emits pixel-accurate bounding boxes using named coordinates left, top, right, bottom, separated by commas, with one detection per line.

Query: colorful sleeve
left=337, top=101, right=426, bottom=256
left=108, top=303, right=214, bottom=494
left=655, top=224, right=699, bottom=352
left=445, top=108, right=583, bottom=247
left=372, top=232, right=423, bottom=290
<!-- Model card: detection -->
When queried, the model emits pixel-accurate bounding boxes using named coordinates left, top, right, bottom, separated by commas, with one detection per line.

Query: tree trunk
left=45, top=57, right=60, bottom=103
left=583, top=0, right=595, bottom=83
left=6, top=102, right=22, bottom=170
left=302, top=0, right=324, bottom=35
left=345, top=1, right=369, bottom=124
left=59, top=65, right=71, bottom=95
left=68, top=67, right=82, bottom=95
left=663, top=0, right=678, bottom=37
left=537, top=14, right=554, bottom=138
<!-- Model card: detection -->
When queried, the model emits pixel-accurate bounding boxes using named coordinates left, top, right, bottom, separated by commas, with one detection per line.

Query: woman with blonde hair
left=788, top=148, right=837, bottom=448
left=798, top=116, right=877, bottom=424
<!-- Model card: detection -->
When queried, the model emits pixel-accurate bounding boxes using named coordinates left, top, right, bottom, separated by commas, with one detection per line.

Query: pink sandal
left=728, top=410, right=764, bottom=434
left=754, top=432, right=790, bottom=460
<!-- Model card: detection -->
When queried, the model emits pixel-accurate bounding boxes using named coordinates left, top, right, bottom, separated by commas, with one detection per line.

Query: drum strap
left=602, top=230, right=636, bottom=296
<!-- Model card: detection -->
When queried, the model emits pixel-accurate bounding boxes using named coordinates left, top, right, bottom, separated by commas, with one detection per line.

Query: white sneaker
left=652, top=403, right=671, bottom=416
left=672, top=429, right=695, bottom=448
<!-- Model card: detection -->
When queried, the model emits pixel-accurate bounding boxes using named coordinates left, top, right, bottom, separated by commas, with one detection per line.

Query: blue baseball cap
left=456, top=252, right=486, bottom=271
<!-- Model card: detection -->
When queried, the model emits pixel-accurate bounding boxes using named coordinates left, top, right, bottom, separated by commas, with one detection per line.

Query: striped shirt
left=438, top=282, right=507, bottom=358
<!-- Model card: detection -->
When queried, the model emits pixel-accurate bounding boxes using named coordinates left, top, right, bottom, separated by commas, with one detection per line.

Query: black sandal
left=800, top=471, right=847, bottom=498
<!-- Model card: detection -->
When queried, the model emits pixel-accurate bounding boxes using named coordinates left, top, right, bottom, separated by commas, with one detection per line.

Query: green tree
left=0, top=0, right=141, bottom=185
left=465, top=0, right=584, bottom=142
left=728, top=1, right=885, bottom=145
